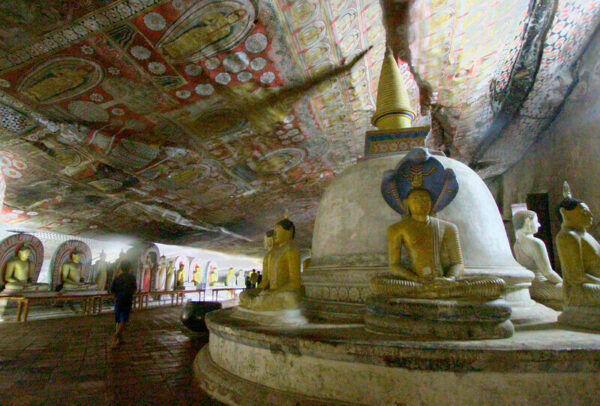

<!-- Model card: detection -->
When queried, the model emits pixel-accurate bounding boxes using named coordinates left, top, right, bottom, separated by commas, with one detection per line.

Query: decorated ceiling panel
left=0, top=0, right=597, bottom=255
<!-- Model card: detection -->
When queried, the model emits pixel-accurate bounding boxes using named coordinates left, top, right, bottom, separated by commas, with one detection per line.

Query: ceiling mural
left=0, top=0, right=597, bottom=255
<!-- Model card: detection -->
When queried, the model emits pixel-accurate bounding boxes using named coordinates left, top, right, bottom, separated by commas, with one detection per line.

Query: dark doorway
left=526, top=193, right=557, bottom=272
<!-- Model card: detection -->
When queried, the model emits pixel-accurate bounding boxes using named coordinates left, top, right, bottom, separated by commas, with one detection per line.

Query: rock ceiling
left=0, top=0, right=597, bottom=255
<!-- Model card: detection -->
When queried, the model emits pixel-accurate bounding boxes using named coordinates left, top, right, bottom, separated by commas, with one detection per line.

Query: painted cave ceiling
left=0, top=0, right=597, bottom=255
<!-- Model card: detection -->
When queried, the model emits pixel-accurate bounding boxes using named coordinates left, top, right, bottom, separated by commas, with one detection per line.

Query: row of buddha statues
left=1, top=239, right=246, bottom=296
left=239, top=148, right=600, bottom=336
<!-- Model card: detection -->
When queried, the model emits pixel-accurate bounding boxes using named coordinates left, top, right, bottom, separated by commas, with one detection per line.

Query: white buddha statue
left=513, top=210, right=562, bottom=308
left=93, top=251, right=109, bottom=291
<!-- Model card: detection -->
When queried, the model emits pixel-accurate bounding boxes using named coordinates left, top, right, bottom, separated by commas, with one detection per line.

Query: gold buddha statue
left=192, top=265, right=202, bottom=286
left=61, top=251, right=96, bottom=291
left=239, top=221, right=302, bottom=311
left=366, top=148, right=512, bottom=339
left=176, top=263, right=186, bottom=289
left=556, top=183, right=600, bottom=309
left=372, top=149, right=505, bottom=300
left=3, top=246, right=47, bottom=291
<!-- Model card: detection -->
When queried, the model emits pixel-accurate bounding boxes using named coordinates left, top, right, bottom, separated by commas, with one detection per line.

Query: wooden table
left=13, top=291, right=106, bottom=322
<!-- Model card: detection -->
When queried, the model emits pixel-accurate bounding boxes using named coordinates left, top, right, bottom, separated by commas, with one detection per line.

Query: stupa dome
left=303, top=152, right=535, bottom=321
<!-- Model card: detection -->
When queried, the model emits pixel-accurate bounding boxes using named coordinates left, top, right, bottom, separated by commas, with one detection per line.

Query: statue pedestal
left=195, top=307, right=600, bottom=406
left=365, top=297, right=513, bottom=340
left=231, top=307, right=307, bottom=327
left=559, top=305, right=600, bottom=331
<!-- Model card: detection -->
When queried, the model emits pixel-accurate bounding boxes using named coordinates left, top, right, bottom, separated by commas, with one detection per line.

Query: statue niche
left=50, top=240, right=94, bottom=292
left=365, top=148, right=513, bottom=340
left=0, top=234, right=46, bottom=292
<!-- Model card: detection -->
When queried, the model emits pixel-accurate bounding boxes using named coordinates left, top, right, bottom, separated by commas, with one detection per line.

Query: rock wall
left=500, top=28, right=600, bottom=265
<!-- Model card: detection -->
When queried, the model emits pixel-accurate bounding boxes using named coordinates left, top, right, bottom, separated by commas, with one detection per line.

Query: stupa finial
left=371, top=47, right=415, bottom=130
left=562, top=181, right=572, bottom=199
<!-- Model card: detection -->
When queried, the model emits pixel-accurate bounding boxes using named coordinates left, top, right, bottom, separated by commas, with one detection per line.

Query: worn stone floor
left=0, top=307, right=223, bottom=405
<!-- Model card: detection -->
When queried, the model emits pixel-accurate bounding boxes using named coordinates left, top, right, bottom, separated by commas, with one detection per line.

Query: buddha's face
left=17, top=248, right=31, bottom=261
left=563, top=203, right=593, bottom=228
left=405, top=189, right=432, bottom=217
left=274, top=225, right=291, bottom=244
left=264, top=234, right=274, bottom=250
left=523, top=214, right=540, bottom=234
left=71, top=253, right=82, bottom=263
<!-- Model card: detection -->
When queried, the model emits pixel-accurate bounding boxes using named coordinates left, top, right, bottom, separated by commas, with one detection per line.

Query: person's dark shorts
left=114, top=304, right=131, bottom=323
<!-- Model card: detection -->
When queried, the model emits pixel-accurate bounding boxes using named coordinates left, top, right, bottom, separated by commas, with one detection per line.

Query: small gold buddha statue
left=191, top=265, right=202, bottom=286
left=3, top=246, right=47, bottom=291
left=61, top=251, right=96, bottom=291
left=372, top=148, right=505, bottom=300
left=239, top=221, right=302, bottom=311
left=175, top=263, right=185, bottom=289
left=556, top=182, right=600, bottom=310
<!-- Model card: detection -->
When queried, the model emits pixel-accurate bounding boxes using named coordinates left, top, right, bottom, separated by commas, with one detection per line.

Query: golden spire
left=371, top=48, right=415, bottom=130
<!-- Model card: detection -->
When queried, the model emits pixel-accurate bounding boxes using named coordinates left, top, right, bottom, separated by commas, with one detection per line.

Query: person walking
left=109, top=260, right=137, bottom=348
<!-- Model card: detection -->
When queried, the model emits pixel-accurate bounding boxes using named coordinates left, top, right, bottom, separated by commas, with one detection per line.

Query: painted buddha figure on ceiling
left=61, top=251, right=96, bottom=291
left=239, top=220, right=301, bottom=311
left=556, top=183, right=600, bottom=329
left=3, top=246, right=47, bottom=291
left=513, top=210, right=562, bottom=308
left=371, top=148, right=506, bottom=300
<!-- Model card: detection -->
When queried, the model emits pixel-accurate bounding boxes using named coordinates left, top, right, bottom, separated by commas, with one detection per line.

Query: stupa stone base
left=559, top=305, right=600, bottom=331
left=195, top=307, right=600, bottom=406
left=364, top=296, right=513, bottom=340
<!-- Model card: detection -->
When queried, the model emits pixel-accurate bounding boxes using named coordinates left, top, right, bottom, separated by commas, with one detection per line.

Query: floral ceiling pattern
left=0, top=0, right=597, bottom=255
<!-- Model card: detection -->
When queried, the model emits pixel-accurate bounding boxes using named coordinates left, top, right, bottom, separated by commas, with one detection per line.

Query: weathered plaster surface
left=197, top=308, right=600, bottom=406
left=501, top=28, right=600, bottom=266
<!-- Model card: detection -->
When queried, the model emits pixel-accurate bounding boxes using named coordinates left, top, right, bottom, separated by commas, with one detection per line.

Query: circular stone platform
left=195, top=308, right=600, bottom=406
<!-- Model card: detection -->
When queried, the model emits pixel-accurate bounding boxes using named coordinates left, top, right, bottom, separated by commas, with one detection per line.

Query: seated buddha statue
left=367, top=148, right=512, bottom=339
left=556, top=183, right=600, bottom=329
left=239, top=221, right=302, bottom=311
left=513, top=210, right=562, bottom=308
left=372, top=149, right=505, bottom=300
left=61, top=251, right=97, bottom=291
left=3, top=246, right=48, bottom=291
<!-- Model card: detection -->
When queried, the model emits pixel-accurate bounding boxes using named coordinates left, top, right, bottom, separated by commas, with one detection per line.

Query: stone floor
left=0, top=307, right=223, bottom=405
